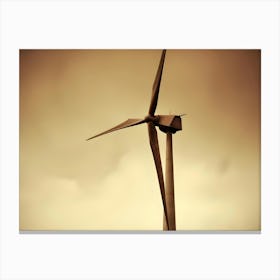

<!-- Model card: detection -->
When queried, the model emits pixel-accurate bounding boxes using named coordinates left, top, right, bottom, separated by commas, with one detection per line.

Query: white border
left=1, top=0, right=279, bottom=279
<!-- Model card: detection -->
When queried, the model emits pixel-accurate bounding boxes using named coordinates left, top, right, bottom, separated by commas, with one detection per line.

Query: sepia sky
left=19, top=49, right=260, bottom=231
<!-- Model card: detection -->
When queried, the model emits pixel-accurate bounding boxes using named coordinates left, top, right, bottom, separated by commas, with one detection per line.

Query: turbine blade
left=87, top=118, right=145, bottom=140
left=147, top=122, right=170, bottom=230
left=148, top=49, right=166, bottom=116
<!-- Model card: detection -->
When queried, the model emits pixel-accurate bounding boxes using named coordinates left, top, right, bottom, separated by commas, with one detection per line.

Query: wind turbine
left=87, top=50, right=182, bottom=231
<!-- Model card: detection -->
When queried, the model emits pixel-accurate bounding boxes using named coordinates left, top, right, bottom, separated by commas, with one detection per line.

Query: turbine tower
left=87, top=50, right=182, bottom=231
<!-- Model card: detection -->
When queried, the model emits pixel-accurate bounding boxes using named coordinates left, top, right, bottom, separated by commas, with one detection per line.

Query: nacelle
left=156, top=115, right=182, bottom=134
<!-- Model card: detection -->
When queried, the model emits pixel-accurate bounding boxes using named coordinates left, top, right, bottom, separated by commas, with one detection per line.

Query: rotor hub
left=144, top=115, right=159, bottom=124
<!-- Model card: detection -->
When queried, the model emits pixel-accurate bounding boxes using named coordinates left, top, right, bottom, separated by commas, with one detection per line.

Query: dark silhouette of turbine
left=87, top=50, right=182, bottom=231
